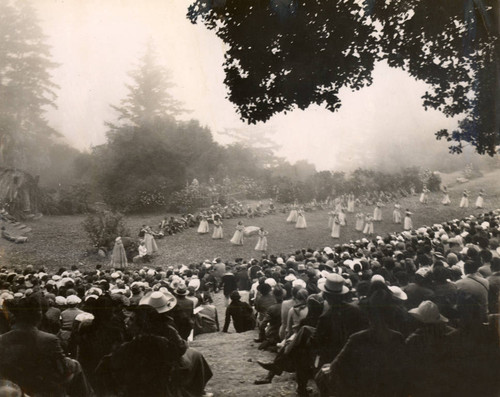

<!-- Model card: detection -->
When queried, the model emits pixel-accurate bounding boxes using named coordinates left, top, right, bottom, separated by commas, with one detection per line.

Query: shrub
left=82, top=210, right=129, bottom=249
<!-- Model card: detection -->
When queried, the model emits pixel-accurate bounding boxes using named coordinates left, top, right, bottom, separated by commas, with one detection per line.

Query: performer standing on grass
left=347, top=194, right=355, bottom=213
left=212, top=215, right=223, bottom=239
left=230, top=221, right=245, bottom=245
left=286, top=201, right=299, bottom=223
left=460, top=190, right=469, bottom=208
left=363, top=214, right=374, bottom=236
left=419, top=186, right=429, bottom=204
left=404, top=210, right=413, bottom=231
left=373, top=201, right=383, bottom=222
left=355, top=212, right=365, bottom=232
left=393, top=204, right=402, bottom=224
left=338, top=207, right=347, bottom=226
left=197, top=213, right=210, bottom=234
left=442, top=185, right=451, bottom=205
left=331, top=213, right=341, bottom=239
left=295, top=208, right=307, bottom=229
left=328, top=210, right=335, bottom=229
left=255, top=228, right=268, bottom=252
left=476, top=189, right=485, bottom=209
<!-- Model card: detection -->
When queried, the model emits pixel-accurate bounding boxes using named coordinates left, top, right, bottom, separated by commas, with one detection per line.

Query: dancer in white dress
left=419, top=186, right=429, bottom=204
left=403, top=210, right=413, bottom=231
left=255, top=228, right=268, bottom=251
left=331, top=214, right=341, bottom=239
left=393, top=204, right=402, bottom=224
left=459, top=190, right=469, bottom=208
left=212, top=215, right=224, bottom=239
left=338, top=208, right=347, bottom=226
left=286, top=203, right=298, bottom=223
left=355, top=212, right=365, bottom=231
left=295, top=209, right=307, bottom=229
left=475, top=189, right=484, bottom=208
left=363, top=215, right=374, bottom=236
left=143, top=226, right=158, bottom=255
left=197, top=214, right=210, bottom=234
left=347, top=194, right=355, bottom=213
left=442, top=186, right=451, bottom=205
left=373, top=202, right=383, bottom=222
left=230, top=221, right=244, bottom=245
left=328, top=210, right=335, bottom=229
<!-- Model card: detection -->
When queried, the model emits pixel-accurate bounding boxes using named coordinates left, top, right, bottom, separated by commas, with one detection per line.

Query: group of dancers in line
left=421, top=186, right=486, bottom=208
left=196, top=213, right=270, bottom=252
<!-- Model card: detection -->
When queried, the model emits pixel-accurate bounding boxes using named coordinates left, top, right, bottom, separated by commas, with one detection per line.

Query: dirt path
left=190, top=292, right=319, bottom=397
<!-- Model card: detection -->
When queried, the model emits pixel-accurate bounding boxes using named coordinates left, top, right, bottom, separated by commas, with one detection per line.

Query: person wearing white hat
left=312, top=273, right=369, bottom=388
left=60, top=295, right=86, bottom=352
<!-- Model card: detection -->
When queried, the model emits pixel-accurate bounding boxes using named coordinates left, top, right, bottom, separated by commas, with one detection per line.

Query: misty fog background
left=33, top=0, right=493, bottom=175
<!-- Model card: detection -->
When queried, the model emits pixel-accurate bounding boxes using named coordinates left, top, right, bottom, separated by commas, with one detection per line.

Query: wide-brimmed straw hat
left=409, top=300, right=448, bottom=324
left=318, top=274, right=349, bottom=295
left=139, top=291, right=177, bottom=313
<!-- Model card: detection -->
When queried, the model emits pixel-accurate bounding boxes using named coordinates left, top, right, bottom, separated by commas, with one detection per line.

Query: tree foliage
left=107, top=43, right=185, bottom=130
left=0, top=0, right=59, bottom=170
left=188, top=0, right=499, bottom=155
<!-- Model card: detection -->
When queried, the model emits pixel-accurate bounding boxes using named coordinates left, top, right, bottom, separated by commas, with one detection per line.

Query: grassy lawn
left=1, top=170, right=499, bottom=272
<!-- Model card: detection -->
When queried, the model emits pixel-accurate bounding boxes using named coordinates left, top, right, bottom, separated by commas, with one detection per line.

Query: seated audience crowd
left=0, top=209, right=500, bottom=396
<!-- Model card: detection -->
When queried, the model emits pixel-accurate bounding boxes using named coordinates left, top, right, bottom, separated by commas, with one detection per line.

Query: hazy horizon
left=35, top=0, right=487, bottom=173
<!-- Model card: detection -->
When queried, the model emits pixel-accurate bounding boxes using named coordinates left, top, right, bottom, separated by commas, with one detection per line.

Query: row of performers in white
left=197, top=217, right=269, bottom=251
left=328, top=206, right=414, bottom=238
left=420, top=187, right=485, bottom=208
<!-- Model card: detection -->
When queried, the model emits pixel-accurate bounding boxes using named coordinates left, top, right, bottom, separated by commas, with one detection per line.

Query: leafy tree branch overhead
left=187, top=0, right=499, bottom=155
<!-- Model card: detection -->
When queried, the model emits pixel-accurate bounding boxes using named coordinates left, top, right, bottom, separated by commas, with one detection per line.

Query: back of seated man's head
left=464, top=260, right=480, bottom=275
left=6, top=296, right=42, bottom=327
left=491, top=257, right=500, bottom=273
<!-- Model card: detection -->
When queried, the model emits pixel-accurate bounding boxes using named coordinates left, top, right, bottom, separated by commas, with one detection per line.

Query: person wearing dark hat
left=222, top=291, right=255, bottom=333
left=169, top=283, right=195, bottom=340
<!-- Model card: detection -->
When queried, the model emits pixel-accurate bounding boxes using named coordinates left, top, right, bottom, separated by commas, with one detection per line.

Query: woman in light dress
left=373, top=202, right=383, bottom=222
left=212, top=215, right=224, bottom=239
left=403, top=210, right=413, bottom=231
left=475, top=189, right=485, bottom=208
left=459, top=190, right=469, bottom=208
left=110, top=236, right=128, bottom=269
left=338, top=208, right=347, bottom=226
left=328, top=210, right=335, bottom=229
left=286, top=202, right=298, bottom=223
left=331, top=214, right=341, bottom=239
left=393, top=204, right=402, bottom=224
left=442, top=186, right=451, bottom=205
left=143, top=226, right=158, bottom=255
left=355, top=212, right=365, bottom=231
left=197, top=214, right=210, bottom=234
left=363, top=214, right=374, bottom=236
left=255, top=227, right=268, bottom=251
left=419, top=186, right=429, bottom=204
left=347, top=194, right=355, bottom=213
left=230, top=221, right=245, bottom=245
left=295, top=209, right=307, bottom=229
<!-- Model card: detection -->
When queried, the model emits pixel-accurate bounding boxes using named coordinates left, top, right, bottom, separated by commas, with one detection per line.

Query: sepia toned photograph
left=0, top=0, right=499, bottom=396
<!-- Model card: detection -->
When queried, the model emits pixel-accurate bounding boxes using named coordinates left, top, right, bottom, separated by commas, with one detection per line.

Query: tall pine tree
left=0, top=0, right=59, bottom=170
left=107, top=42, right=185, bottom=131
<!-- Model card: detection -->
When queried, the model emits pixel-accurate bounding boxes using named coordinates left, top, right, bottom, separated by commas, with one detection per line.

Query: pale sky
left=36, top=0, right=463, bottom=171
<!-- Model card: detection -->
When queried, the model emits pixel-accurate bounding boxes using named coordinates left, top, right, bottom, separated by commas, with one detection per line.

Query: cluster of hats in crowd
left=1, top=210, right=499, bottom=317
